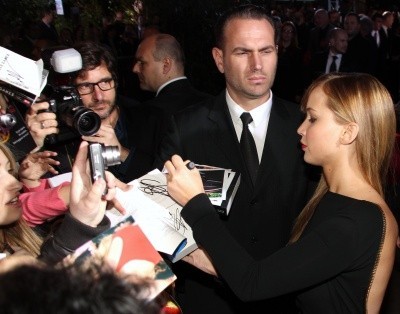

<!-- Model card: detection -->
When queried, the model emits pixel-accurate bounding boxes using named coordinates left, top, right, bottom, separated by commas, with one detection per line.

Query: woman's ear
left=340, top=122, right=359, bottom=145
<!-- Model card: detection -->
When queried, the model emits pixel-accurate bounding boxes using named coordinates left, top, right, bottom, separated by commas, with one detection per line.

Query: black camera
left=43, top=85, right=101, bottom=144
left=88, top=142, right=121, bottom=195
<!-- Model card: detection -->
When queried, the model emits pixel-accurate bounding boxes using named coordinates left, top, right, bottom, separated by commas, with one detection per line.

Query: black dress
left=182, top=191, right=384, bottom=313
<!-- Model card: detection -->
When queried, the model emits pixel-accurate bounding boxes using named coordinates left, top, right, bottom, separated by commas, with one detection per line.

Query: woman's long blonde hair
left=290, top=73, right=396, bottom=242
left=0, top=143, right=42, bottom=256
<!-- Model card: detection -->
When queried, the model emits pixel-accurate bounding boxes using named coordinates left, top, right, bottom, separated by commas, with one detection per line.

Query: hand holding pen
left=164, top=155, right=205, bottom=206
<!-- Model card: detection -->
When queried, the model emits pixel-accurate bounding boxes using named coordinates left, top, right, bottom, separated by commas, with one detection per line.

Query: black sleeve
left=39, top=213, right=110, bottom=265
left=153, top=115, right=182, bottom=170
left=181, top=194, right=361, bottom=301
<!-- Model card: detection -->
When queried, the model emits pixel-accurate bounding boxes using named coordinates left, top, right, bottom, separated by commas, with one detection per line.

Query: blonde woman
left=165, top=73, right=398, bottom=313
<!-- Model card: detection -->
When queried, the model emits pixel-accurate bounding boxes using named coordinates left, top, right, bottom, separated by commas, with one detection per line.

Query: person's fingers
left=28, top=101, right=50, bottom=114
left=37, top=112, right=57, bottom=121
left=43, top=158, right=60, bottom=167
left=164, top=160, right=175, bottom=174
left=171, top=154, right=185, bottom=167
left=115, top=178, right=131, bottom=192
left=39, top=151, right=58, bottom=157
left=74, top=141, right=89, bottom=170
left=38, top=117, right=58, bottom=128
left=43, top=126, right=59, bottom=135
left=82, top=135, right=104, bottom=144
left=110, top=198, right=126, bottom=215
left=86, top=177, right=106, bottom=203
left=102, top=171, right=117, bottom=200
left=47, top=166, right=59, bottom=175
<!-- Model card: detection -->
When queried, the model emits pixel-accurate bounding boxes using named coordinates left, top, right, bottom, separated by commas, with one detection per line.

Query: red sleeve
left=21, top=182, right=70, bottom=227
left=22, top=179, right=50, bottom=192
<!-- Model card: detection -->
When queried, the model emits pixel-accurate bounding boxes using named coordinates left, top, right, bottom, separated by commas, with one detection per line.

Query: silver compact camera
left=88, top=143, right=121, bottom=195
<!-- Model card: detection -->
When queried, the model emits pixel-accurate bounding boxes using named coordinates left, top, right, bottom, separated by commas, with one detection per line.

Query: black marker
left=186, top=161, right=196, bottom=170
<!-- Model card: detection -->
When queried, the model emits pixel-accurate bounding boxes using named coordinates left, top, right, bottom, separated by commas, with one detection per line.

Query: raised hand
left=19, top=151, right=60, bottom=187
left=25, top=101, right=58, bottom=150
left=69, top=141, right=117, bottom=227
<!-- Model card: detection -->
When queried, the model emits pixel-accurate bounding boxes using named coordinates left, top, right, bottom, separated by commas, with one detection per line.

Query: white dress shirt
left=226, top=91, right=272, bottom=162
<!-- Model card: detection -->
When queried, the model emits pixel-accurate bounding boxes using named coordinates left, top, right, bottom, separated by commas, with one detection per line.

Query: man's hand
left=19, top=151, right=60, bottom=187
left=69, top=141, right=118, bottom=227
left=82, top=124, right=129, bottom=161
left=25, top=101, right=58, bottom=150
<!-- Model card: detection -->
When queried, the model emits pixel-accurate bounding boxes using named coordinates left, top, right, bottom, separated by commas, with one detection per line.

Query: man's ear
left=212, top=47, right=224, bottom=74
left=341, top=122, right=359, bottom=145
left=162, top=57, right=172, bottom=75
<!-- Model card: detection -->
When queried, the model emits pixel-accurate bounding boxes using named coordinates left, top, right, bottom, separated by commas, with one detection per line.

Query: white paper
left=0, top=46, right=48, bottom=99
left=47, top=172, right=72, bottom=187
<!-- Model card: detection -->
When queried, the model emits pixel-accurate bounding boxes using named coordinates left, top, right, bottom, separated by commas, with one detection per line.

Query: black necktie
left=329, top=55, right=338, bottom=73
left=240, top=112, right=259, bottom=185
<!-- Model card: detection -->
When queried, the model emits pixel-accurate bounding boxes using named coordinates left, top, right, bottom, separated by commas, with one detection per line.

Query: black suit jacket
left=37, top=21, right=59, bottom=44
left=143, top=78, right=211, bottom=115
left=308, top=50, right=354, bottom=84
left=156, top=92, right=316, bottom=313
left=113, top=95, right=166, bottom=181
left=346, top=33, right=376, bottom=74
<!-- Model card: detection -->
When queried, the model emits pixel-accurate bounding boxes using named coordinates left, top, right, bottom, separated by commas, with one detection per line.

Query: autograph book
left=107, top=167, right=240, bottom=262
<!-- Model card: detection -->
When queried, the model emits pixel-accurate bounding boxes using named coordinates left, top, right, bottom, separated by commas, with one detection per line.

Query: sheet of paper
left=0, top=46, right=48, bottom=98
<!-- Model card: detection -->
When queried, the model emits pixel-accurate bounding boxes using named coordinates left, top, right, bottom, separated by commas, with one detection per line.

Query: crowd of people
left=0, top=2, right=399, bottom=314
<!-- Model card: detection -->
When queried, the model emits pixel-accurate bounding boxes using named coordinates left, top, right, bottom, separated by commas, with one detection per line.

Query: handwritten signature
left=139, top=178, right=188, bottom=233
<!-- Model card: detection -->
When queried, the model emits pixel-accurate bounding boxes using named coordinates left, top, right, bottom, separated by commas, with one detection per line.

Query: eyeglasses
left=75, top=78, right=116, bottom=95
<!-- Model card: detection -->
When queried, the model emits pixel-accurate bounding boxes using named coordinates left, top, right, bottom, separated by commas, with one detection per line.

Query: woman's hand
left=182, top=248, right=217, bottom=276
left=165, top=155, right=205, bottom=206
left=69, top=141, right=117, bottom=227
left=19, top=151, right=60, bottom=186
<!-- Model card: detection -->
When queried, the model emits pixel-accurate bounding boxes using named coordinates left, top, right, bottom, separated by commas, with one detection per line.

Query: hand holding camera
left=82, top=124, right=129, bottom=162
left=70, top=141, right=119, bottom=227
left=25, top=101, right=59, bottom=149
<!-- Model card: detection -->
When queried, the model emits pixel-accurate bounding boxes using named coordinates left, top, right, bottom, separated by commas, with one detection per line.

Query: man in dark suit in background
left=37, top=5, right=59, bottom=45
left=133, top=33, right=211, bottom=116
left=343, top=12, right=375, bottom=74
left=155, top=5, right=315, bottom=314
left=307, top=28, right=352, bottom=85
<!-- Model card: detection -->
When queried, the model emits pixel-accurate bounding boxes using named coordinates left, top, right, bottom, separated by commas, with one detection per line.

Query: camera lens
left=102, top=145, right=121, bottom=167
left=0, top=114, right=17, bottom=129
left=75, top=109, right=101, bottom=136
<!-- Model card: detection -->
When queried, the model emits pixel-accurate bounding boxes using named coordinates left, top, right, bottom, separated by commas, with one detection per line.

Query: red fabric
left=20, top=179, right=70, bottom=227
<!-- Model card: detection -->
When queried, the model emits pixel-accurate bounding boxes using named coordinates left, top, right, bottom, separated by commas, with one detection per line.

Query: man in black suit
left=343, top=12, right=375, bottom=74
left=133, top=33, right=210, bottom=116
left=26, top=41, right=164, bottom=182
left=155, top=5, right=315, bottom=314
left=304, top=8, right=335, bottom=66
left=37, top=5, right=59, bottom=45
left=307, top=28, right=352, bottom=84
